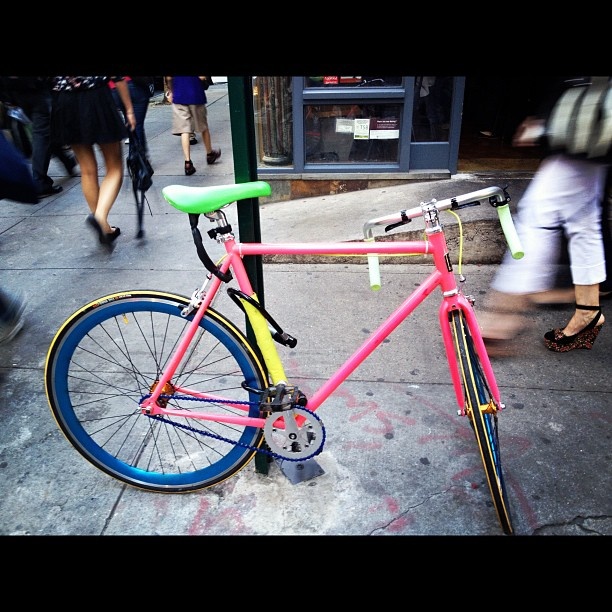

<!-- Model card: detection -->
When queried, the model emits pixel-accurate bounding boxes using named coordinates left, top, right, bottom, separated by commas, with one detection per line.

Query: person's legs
left=50, top=143, right=78, bottom=175
left=70, top=144, right=100, bottom=214
left=193, top=105, right=220, bottom=164
left=492, top=156, right=571, bottom=295
left=95, top=140, right=124, bottom=233
left=180, top=133, right=191, bottom=162
left=202, top=129, right=221, bottom=164
left=172, top=104, right=196, bottom=174
left=545, top=157, right=607, bottom=344
left=181, top=133, right=196, bottom=175
left=134, top=96, right=149, bottom=156
left=484, top=155, right=608, bottom=353
left=39, top=89, right=77, bottom=176
left=480, top=156, right=566, bottom=343
left=600, top=170, right=612, bottom=294
left=477, top=290, right=532, bottom=346
left=30, top=99, right=53, bottom=190
left=201, top=128, right=212, bottom=154
left=127, top=81, right=150, bottom=155
left=543, top=283, right=604, bottom=352
left=560, top=285, right=604, bottom=336
left=15, top=91, right=54, bottom=193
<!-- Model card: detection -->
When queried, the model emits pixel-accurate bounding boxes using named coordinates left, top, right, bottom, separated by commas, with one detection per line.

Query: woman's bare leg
left=70, top=144, right=99, bottom=214
left=561, top=284, right=605, bottom=336
left=94, top=141, right=124, bottom=234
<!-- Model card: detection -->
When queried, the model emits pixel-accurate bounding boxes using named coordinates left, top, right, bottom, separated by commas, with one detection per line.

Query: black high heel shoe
left=544, top=304, right=604, bottom=352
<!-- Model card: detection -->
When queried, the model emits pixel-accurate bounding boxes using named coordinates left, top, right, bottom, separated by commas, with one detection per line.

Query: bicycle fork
left=439, top=295, right=503, bottom=416
left=422, top=201, right=503, bottom=418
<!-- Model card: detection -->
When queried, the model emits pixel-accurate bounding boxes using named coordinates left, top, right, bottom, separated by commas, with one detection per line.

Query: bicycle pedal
left=259, top=384, right=307, bottom=411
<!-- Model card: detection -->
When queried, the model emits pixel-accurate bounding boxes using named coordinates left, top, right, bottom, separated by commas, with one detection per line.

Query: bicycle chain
left=142, top=395, right=326, bottom=462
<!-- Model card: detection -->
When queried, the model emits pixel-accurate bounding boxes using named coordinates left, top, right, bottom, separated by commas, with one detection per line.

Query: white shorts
left=492, top=154, right=609, bottom=294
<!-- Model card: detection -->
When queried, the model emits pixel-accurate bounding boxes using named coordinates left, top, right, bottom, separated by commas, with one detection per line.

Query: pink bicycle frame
left=140, top=225, right=502, bottom=425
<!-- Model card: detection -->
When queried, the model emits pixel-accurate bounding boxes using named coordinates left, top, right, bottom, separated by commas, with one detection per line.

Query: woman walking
left=50, top=76, right=136, bottom=247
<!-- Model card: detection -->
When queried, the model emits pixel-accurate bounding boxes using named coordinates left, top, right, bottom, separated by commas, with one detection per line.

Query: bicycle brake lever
left=385, top=210, right=412, bottom=233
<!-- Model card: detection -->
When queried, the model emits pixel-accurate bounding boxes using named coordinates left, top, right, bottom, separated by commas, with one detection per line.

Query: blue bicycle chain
left=141, top=394, right=326, bottom=462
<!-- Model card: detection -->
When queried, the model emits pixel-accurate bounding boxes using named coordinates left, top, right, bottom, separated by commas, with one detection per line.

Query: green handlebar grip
left=497, top=204, right=524, bottom=259
left=365, top=238, right=382, bottom=290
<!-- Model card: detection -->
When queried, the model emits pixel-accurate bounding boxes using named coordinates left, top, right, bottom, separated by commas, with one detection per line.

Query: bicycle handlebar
left=363, top=186, right=524, bottom=290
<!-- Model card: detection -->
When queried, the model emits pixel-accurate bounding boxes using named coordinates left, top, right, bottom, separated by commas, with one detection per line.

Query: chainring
left=263, top=407, right=325, bottom=460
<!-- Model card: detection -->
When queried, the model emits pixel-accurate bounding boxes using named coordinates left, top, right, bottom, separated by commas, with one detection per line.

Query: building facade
left=252, top=76, right=464, bottom=193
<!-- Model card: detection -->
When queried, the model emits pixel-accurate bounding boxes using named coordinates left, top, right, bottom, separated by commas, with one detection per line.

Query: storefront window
left=304, top=103, right=401, bottom=163
left=250, top=76, right=462, bottom=175
left=412, top=76, right=453, bottom=142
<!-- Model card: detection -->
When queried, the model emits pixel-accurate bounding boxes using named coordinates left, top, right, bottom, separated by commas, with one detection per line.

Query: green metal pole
left=227, top=76, right=269, bottom=474
left=227, top=76, right=264, bottom=306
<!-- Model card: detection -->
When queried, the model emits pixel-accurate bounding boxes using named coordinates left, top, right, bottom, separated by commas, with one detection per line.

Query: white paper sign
left=353, top=118, right=370, bottom=140
left=335, top=118, right=354, bottom=133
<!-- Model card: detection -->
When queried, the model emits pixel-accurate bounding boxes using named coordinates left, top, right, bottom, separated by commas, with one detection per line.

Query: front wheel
left=450, top=309, right=514, bottom=535
left=45, top=290, right=268, bottom=493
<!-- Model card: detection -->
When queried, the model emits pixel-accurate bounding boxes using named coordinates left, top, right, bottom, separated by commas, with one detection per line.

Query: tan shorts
left=172, top=104, right=209, bottom=135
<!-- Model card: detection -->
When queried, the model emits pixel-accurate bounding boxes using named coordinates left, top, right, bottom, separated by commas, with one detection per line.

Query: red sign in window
left=323, top=76, right=362, bottom=85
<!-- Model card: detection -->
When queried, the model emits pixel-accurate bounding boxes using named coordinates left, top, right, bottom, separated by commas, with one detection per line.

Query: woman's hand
left=513, top=117, right=545, bottom=147
left=126, top=111, right=137, bottom=131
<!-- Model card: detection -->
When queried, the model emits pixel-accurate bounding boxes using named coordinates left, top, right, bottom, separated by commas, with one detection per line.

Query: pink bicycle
left=45, top=181, right=523, bottom=535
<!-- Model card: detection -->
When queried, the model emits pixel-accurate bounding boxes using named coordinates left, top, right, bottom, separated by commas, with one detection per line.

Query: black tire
left=45, top=290, right=268, bottom=493
left=450, top=309, right=514, bottom=535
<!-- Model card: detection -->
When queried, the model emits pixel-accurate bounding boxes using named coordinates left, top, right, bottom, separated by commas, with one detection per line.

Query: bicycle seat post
left=205, top=210, right=236, bottom=246
left=204, top=209, right=228, bottom=228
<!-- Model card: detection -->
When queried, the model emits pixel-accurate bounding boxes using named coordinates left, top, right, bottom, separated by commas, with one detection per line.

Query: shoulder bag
left=126, top=131, right=154, bottom=238
left=546, top=76, right=612, bottom=159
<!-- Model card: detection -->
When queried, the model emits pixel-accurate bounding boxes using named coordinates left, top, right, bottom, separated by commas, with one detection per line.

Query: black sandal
left=543, top=304, right=604, bottom=352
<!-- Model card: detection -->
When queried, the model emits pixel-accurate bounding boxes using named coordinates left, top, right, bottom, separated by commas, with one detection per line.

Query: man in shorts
left=165, top=76, right=221, bottom=176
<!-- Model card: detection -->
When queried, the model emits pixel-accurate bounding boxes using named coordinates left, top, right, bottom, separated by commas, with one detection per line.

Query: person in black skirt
left=50, top=77, right=136, bottom=246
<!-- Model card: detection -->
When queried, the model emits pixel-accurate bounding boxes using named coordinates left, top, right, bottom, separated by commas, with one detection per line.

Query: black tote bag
left=126, top=131, right=154, bottom=238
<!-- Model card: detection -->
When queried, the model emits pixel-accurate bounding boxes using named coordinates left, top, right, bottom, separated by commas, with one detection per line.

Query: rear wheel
left=450, top=309, right=514, bottom=535
left=45, top=290, right=268, bottom=493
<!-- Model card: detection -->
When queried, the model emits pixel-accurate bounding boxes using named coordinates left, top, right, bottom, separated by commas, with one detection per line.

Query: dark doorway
left=458, top=76, right=550, bottom=171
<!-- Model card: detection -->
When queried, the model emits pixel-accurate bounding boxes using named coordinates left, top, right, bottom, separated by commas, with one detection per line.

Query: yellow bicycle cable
left=445, top=209, right=463, bottom=276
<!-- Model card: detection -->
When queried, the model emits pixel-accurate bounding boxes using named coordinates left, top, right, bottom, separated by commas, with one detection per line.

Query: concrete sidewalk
left=0, top=84, right=610, bottom=536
